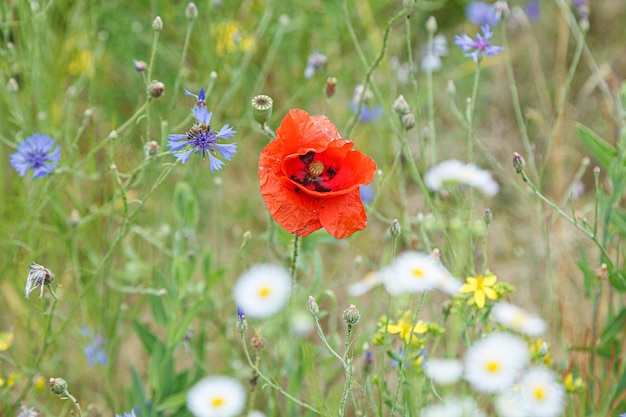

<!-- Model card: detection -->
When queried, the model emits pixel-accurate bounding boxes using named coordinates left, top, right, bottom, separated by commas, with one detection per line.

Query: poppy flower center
left=287, top=151, right=338, bottom=193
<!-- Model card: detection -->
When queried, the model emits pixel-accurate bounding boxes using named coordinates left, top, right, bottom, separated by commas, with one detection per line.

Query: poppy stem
left=288, top=234, right=300, bottom=287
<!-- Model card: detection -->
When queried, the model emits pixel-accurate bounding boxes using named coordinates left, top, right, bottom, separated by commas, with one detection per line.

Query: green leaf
left=608, top=269, right=626, bottom=292
left=577, top=252, right=598, bottom=298
left=132, top=319, right=162, bottom=354
left=600, top=308, right=626, bottom=344
left=150, top=293, right=167, bottom=325
left=174, top=182, right=199, bottom=229
left=130, top=367, right=149, bottom=417
left=577, top=123, right=617, bottom=170
left=156, top=390, right=187, bottom=412
left=168, top=302, right=202, bottom=346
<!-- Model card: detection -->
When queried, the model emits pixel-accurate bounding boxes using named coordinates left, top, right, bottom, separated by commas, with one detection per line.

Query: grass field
left=1, top=0, right=625, bottom=416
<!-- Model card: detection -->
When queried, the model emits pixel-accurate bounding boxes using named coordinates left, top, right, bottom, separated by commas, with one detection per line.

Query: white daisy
left=233, top=264, right=291, bottom=318
left=495, top=390, right=527, bottom=417
left=420, top=397, right=486, bottom=417
left=518, top=367, right=565, bottom=417
left=435, top=272, right=463, bottom=294
left=383, top=251, right=446, bottom=295
left=187, top=376, right=246, bottom=417
left=424, top=358, right=463, bottom=385
left=491, top=302, right=547, bottom=336
left=424, top=159, right=499, bottom=196
left=464, top=332, right=530, bottom=393
left=348, top=271, right=383, bottom=296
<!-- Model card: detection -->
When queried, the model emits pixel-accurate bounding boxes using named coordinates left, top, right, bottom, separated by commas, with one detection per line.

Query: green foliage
left=1, top=0, right=626, bottom=415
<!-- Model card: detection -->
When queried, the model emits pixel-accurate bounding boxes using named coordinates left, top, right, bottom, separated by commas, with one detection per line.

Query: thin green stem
left=426, top=30, right=436, bottom=166
left=344, top=5, right=408, bottom=137
left=518, top=168, right=614, bottom=269
left=288, top=234, right=300, bottom=289
left=501, top=27, right=537, bottom=178
left=239, top=332, right=321, bottom=414
left=389, top=293, right=427, bottom=416
left=467, top=62, right=481, bottom=162
left=170, top=20, right=195, bottom=113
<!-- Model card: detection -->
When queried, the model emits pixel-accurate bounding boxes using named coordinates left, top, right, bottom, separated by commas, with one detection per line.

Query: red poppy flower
left=258, top=109, right=377, bottom=239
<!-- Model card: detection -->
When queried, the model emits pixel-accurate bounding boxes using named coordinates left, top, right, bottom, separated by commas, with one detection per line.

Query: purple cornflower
left=454, top=24, right=504, bottom=62
left=304, top=50, right=328, bottom=79
left=167, top=106, right=236, bottom=170
left=17, top=405, right=39, bottom=417
left=24, top=263, right=54, bottom=300
left=10, top=133, right=60, bottom=178
left=82, top=327, right=107, bottom=366
left=466, top=1, right=500, bottom=26
left=525, top=0, right=541, bottom=21
left=184, top=88, right=206, bottom=108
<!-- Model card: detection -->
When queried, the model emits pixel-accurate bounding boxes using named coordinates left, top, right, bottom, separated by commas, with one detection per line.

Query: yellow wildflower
left=213, top=22, right=254, bottom=56
left=386, top=312, right=428, bottom=344
left=35, top=375, right=47, bottom=391
left=460, top=274, right=498, bottom=308
left=564, top=372, right=585, bottom=393
left=0, top=331, right=14, bottom=351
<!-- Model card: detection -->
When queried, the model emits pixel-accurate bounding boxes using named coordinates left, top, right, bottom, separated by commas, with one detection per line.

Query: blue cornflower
left=10, top=133, right=60, bottom=178
left=184, top=88, right=206, bottom=108
left=81, top=327, right=107, bottom=366
left=115, top=411, right=137, bottom=417
left=454, top=24, right=504, bottom=62
left=304, top=49, right=328, bottom=79
left=466, top=1, right=500, bottom=26
left=167, top=106, right=237, bottom=170
left=359, top=185, right=375, bottom=204
left=351, top=102, right=384, bottom=123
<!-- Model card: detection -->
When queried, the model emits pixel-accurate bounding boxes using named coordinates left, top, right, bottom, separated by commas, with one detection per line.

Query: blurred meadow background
left=1, top=0, right=625, bottom=416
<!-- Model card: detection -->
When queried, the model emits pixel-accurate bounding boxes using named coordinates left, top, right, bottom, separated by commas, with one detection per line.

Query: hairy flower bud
left=152, top=16, right=163, bottom=32
left=148, top=80, right=165, bottom=98
left=401, top=113, right=415, bottom=130
left=133, top=59, right=147, bottom=72
left=390, top=219, right=401, bottom=239
left=426, top=16, right=437, bottom=33
left=342, top=304, right=361, bottom=325
left=484, top=208, right=493, bottom=225
left=393, top=95, right=410, bottom=116
left=325, top=77, right=337, bottom=98
left=49, top=377, right=68, bottom=396
left=513, top=152, right=525, bottom=174
left=307, top=295, right=320, bottom=317
left=185, top=2, right=198, bottom=20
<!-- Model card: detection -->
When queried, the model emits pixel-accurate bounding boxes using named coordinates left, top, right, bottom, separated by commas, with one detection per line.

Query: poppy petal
left=317, top=190, right=367, bottom=239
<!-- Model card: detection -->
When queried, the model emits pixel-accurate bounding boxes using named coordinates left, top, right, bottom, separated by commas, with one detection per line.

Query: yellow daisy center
left=211, top=397, right=225, bottom=407
left=258, top=286, right=271, bottom=298
left=485, top=361, right=500, bottom=373
left=533, top=387, right=545, bottom=401
left=412, top=268, right=424, bottom=278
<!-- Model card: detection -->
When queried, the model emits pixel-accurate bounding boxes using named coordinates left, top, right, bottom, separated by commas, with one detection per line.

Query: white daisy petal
left=518, top=367, right=565, bottom=417
left=233, top=264, right=291, bottom=318
left=424, top=358, right=463, bottom=385
left=424, top=159, right=498, bottom=196
left=187, top=376, right=246, bottom=417
left=464, top=332, right=530, bottom=393
left=491, top=302, right=547, bottom=336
